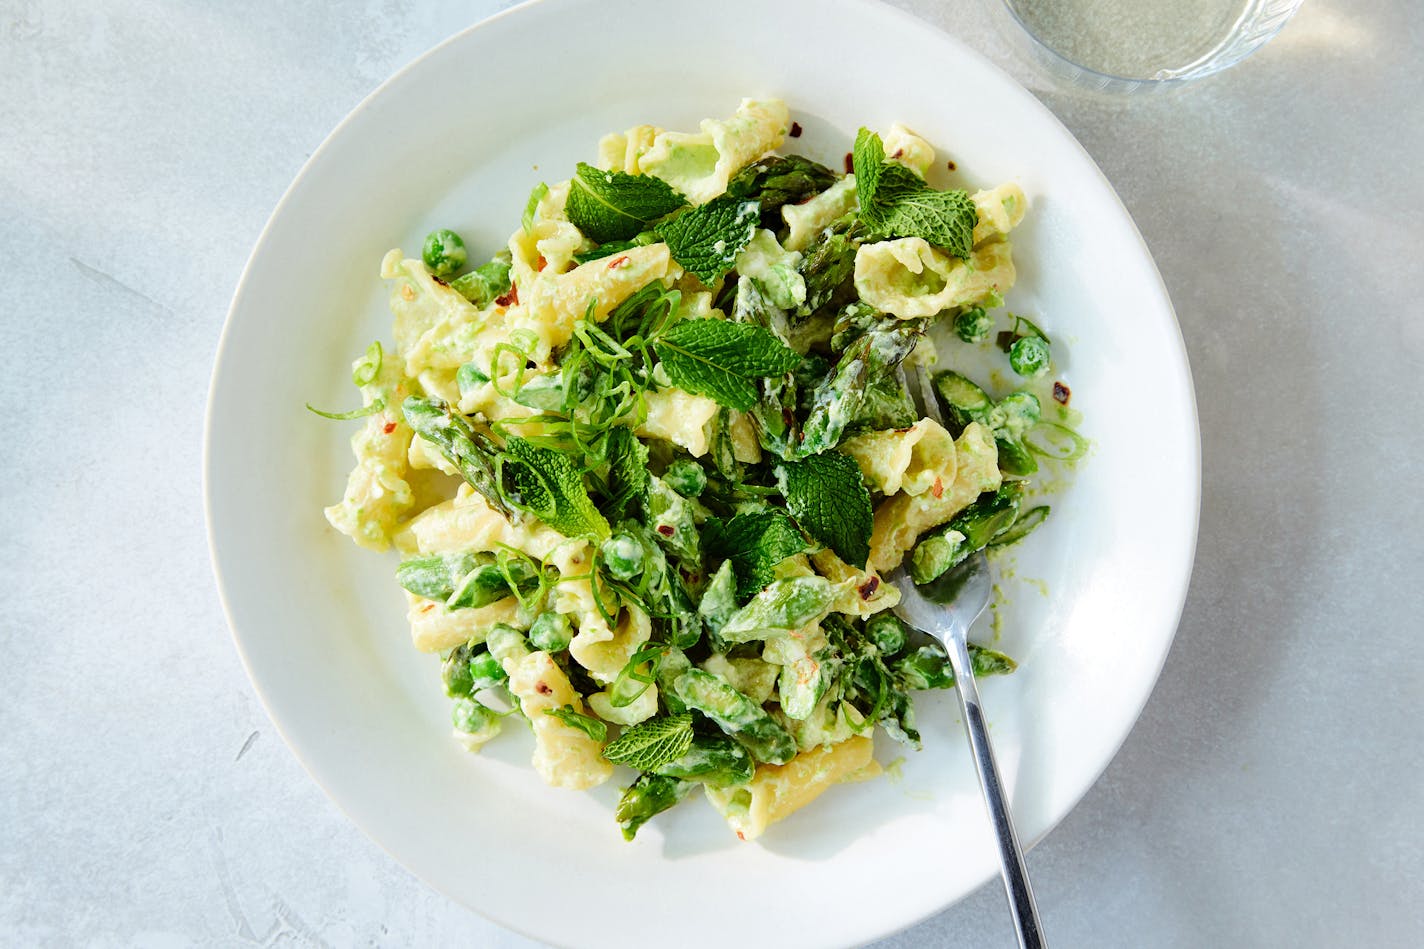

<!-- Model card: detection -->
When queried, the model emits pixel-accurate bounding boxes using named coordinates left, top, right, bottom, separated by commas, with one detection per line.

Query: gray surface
left=2, top=0, right=1420, bottom=946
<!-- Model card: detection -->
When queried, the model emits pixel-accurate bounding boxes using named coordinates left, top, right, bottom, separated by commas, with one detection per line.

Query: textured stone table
left=3, top=1, right=1420, bottom=946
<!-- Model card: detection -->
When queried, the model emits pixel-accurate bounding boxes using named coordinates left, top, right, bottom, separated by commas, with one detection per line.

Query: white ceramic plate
left=205, top=0, right=1199, bottom=945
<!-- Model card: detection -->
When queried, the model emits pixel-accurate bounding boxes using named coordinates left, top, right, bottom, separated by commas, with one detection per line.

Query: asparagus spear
left=726, top=154, right=839, bottom=231
left=673, top=669, right=798, bottom=765
left=653, top=733, right=754, bottom=787
left=402, top=396, right=515, bottom=518
left=797, top=213, right=862, bottom=318
left=615, top=773, right=693, bottom=841
left=797, top=318, right=924, bottom=457
left=908, top=482, right=1025, bottom=584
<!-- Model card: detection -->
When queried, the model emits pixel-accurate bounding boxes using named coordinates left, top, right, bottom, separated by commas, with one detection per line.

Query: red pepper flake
left=420, top=603, right=435, bottom=613
left=789, top=121, right=803, bottom=138
left=844, top=152, right=854, bottom=174
left=1053, top=381, right=1072, bottom=405
left=535, top=681, right=553, bottom=696
left=891, top=148, right=904, bottom=159
left=382, top=422, right=397, bottom=435
left=946, top=160, right=957, bottom=171
left=858, top=576, right=880, bottom=600
left=736, top=831, right=746, bottom=841
left=657, top=524, right=675, bottom=537
left=495, top=284, right=519, bottom=307
left=536, top=255, right=547, bottom=272
left=931, top=477, right=944, bottom=499
left=430, top=273, right=449, bottom=287
left=606, top=255, right=630, bottom=270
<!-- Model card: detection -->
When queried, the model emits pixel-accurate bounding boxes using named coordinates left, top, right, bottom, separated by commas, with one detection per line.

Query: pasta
left=313, top=99, right=1076, bottom=841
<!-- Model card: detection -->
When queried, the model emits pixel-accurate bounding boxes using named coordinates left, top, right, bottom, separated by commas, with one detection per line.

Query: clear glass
left=995, top=0, right=1304, bottom=93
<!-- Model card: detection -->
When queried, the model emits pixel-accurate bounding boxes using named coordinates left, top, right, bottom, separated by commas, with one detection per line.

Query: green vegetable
left=351, top=341, right=383, bottom=386
left=602, top=427, right=650, bottom=523
left=447, top=558, right=540, bottom=610
left=929, top=372, right=1039, bottom=477
left=798, top=214, right=861, bottom=318
left=775, top=638, right=838, bottom=721
left=449, top=252, right=513, bottom=307
left=615, top=773, right=692, bottom=841
left=651, top=318, right=801, bottom=412
left=522, top=182, right=549, bottom=234
left=422, top=229, right=468, bottom=278
left=441, top=641, right=479, bottom=697
left=954, top=306, right=993, bottom=343
left=990, top=504, right=1050, bottom=548
left=717, top=577, right=835, bottom=644
left=673, top=669, right=797, bottom=765
left=306, top=398, right=385, bottom=421
left=704, top=511, right=809, bottom=604
left=655, top=195, right=761, bottom=284
left=528, top=611, right=573, bottom=652
left=852, top=129, right=978, bottom=258
left=502, top=435, right=610, bottom=539
left=543, top=705, right=607, bottom=742
left=865, top=614, right=909, bottom=657
left=894, top=643, right=1018, bottom=690
left=573, top=230, right=660, bottom=265
left=645, top=476, right=701, bottom=566
left=798, top=319, right=923, bottom=456
left=662, top=460, right=707, bottom=498
left=725, top=154, right=839, bottom=230
left=456, top=362, right=490, bottom=396
left=468, top=650, right=507, bottom=690
left=1009, top=335, right=1051, bottom=378
left=565, top=162, right=687, bottom=244
left=602, top=713, right=695, bottom=770
left=402, top=397, right=514, bottom=518
left=777, top=452, right=874, bottom=568
left=451, top=697, right=500, bottom=734
left=908, top=482, right=1024, bottom=584
left=600, top=532, right=646, bottom=581
left=396, top=552, right=480, bottom=601
left=731, top=277, right=802, bottom=457
left=654, top=733, right=754, bottom=787
left=697, top=562, right=739, bottom=642
left=1023, top=422, right=1088, bottom=461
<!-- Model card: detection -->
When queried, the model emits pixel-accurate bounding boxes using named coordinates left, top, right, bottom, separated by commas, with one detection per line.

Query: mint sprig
left=602, top=713, right=694, bottom=770
left=503, top=435, right=610, bottom=539
left=777, top=452, right=874, bottom=568
left=705, top=511, right=809, bottom=603
left=655, top=195, right=761, bottom=284
left=651, top=319, right=801, bottom=412
left=566, top=163, right=687, bottom=244
left=603, top=426, right=649, bottom=522
left=852, top=128, right=978, bottom=259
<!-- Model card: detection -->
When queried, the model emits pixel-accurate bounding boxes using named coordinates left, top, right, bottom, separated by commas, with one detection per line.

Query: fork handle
left=945, top=630, right=1046, bottom=949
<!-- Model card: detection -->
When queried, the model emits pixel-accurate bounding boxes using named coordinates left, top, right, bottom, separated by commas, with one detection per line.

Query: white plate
left=205, top=0, right=1199, bottom=945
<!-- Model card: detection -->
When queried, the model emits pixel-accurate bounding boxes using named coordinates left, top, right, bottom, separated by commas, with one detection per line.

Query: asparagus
left=402, top=396, right=514, bottom=517
left=893, top=643, right=1018, bottom=691
left=673, top=669, right=798, bottom=765
left=797, top=319, right=923, bottom=457
left=726, top=155, right=839, bottom=231
left=615, top=773, right=693, bottom=841
left=930, top=371, right=1041, bottom=476
left=653, top=733, right=754, bottom=787
left=908, top=482, right=1025, bottom=584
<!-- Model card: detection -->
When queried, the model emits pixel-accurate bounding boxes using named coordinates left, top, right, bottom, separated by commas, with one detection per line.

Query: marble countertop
left=3, top=1, right=1420, bottom=946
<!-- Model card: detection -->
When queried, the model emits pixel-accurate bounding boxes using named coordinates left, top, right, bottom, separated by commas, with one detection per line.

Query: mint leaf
left=566, top=163, right=687, bottom=244
left=705, top=511, right=809, bottom=603
left=655, top=195, right=760, bottom=284
left=852, top=127, right=886, bottom=210
left=522, top=182, right=548, bottom=234
left=604, top=426, right=649, bottom=522
left=602, top=713, right=694, bottom=770
left=503, top=435, right=610, bottom=539
left=852, top=128, right=978, bottom=259
left=777, top=452, right=874, bottom=568
left=543, top=705, right=608, bottom=742
left=652, top=319, right=802, bottom=411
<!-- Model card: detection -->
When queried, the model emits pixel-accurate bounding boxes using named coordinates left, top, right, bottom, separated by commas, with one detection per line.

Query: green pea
left=441, top=643, right=477, bottom=697
left=865, top=614, right=908, bottom=657
left=456, top=362, right=490, bottom=396
left=468, top=650, right=507, bottom=690
left=1009, top=335, right=1051, bottom=378
left=995, top=391, right=1042, bottom=438
left=451, top=696, right=498, bottom=734
left=662, top=459, right=707, bottom=498
left=422, top=229, right=468, bottom=278
left=529, top=612, right=573, bottom=653
left=601, top=532, right=645, bottom=581
left=954, top=306, right=993, bottom=343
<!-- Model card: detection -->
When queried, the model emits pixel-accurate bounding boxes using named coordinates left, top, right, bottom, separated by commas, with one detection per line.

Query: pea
left=954, top=306, right=993, bottom=343
left=865, top=614, right=908, bottom=657
left=529, top=612, right=573, bottom=653
left=468, top=650, right=507, bottom=690
left=422, top=229, right=468, bottom=278
left=663, top=459, right=707, bottom=498
left=601, top=532, right=645, bottom=581
left=451, top=697, right=498, bottom=734
left=1008, top=335, right=1051, bottom=378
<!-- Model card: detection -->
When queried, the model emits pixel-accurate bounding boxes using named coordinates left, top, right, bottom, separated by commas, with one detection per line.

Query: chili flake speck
left=657, top=525, right=675, bottom=537
left=382, top=422, right=397, bottom=435
left=858, top=576, right=880, bottom=600
left=606, top=255, right=629, bottom=270
left=1053, top=381, right=1072, bottom=405
left=789, top=121, right=803, bottom=138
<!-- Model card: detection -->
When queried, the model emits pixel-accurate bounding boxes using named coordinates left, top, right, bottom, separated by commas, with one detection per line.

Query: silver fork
left=894, top=364, right=1045, bottom=948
